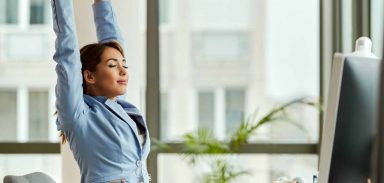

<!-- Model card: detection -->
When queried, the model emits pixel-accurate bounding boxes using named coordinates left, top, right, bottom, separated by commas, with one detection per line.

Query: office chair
left=3, top=172, right=56, bottom=183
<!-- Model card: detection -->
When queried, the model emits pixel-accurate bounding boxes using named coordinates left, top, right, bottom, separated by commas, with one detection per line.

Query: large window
left=155, top=0, right=319, bottom=182
left=159, top=0, right=319, bottom=142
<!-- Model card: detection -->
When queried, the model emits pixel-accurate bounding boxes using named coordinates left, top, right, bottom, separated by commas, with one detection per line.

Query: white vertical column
left=171, top=0, right=194, bottom=137
left=48, top=88, right=57, bottom=142
left=19, top=0, right=30, bottom=30
left=17, top=87, right=28, bottom=142
left=215, top=88, right=225, bottom=140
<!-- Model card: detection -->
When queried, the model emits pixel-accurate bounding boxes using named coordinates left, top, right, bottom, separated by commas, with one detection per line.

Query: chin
left=117, top=89, right=127, bottom=96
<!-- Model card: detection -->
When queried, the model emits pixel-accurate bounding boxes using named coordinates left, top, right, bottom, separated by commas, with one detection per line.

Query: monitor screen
left=318, top=54, right=382, bottom=183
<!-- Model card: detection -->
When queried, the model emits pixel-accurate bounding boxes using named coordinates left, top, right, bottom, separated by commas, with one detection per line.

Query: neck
left=85, top=89, right=117, bottom=101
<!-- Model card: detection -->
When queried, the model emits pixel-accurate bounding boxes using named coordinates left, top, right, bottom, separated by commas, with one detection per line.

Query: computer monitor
left=371, top=39, right=384, bottom=183
left=318, top=53, right=382, bottom=183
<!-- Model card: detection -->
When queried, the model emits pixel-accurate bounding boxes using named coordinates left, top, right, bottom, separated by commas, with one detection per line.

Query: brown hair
left=59, top=41, right=125, bottom=144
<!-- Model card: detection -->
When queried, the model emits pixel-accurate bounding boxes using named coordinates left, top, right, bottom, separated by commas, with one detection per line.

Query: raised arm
left=51, top=0, right=86, bottom=131
left=92, top=0, right=125, bottom=46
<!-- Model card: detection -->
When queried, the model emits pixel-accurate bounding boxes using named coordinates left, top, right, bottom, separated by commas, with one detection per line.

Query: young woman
left=51, top=0, right=150, bottom=182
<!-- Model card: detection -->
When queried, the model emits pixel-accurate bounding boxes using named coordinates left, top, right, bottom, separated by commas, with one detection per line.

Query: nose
left=119, top=65, right=127, bottom=76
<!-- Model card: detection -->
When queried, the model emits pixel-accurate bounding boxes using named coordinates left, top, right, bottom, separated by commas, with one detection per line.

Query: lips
left=117, top=80, right=127, bottom=85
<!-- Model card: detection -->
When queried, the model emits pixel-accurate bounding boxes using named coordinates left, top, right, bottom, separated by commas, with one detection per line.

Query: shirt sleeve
left=51, top=0, right=87, bottom=131
left=92, top=0, right=125, bottom=47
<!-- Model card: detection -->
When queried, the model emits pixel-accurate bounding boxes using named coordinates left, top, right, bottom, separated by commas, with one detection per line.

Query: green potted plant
left=153, top=98, right=321, bottom=183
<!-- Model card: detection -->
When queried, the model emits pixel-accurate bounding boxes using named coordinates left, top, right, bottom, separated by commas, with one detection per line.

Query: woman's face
left=85, top=47, right=128, bottom=99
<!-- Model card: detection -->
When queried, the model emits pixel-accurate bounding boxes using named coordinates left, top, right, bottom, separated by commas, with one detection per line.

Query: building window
left=28, top=90, right=49, bottom=141
left=0, top=90, right=17, bottom=141
left=0, top=0, right=19, bottom=24
left=225, top=89, right=245, bottom=135
left=160, top=93, right=169, bottom=140
left=159, top=0, right=169, bottom=25
left=197, top=91, right=215, bottom=130
left=192, top=32, right=250, bottom=62
left=30, top=0, right=49, bottom=25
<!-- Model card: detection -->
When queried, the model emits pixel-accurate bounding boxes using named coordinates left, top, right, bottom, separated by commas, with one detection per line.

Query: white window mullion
left=19, top=0, right=30, bottom=29
left=17, top=86, right=28, bottom=142
left=215, top=88, right=225, bottom=140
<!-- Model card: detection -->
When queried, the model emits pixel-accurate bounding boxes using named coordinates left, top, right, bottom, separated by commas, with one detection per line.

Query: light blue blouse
left=50, top=0, right=150, bottom=182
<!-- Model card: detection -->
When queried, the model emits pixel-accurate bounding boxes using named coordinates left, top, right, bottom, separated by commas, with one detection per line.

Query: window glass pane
left=6, top=0, right=18, bottom=24
left=0, top=0, right=5, bottom=24
left=0, top=90, right=17, bottom=141
left=225, top=89, right=245, bottom=135
left=198, top=91, right=215, bottom=130
left=30, top=0, right=48, bottom=24
left=158, top=154, right=317, bottom=183
left=0, top=154, right=61, bottom=183
left=160, top=0, right=320, bottom=143
left=0, top=0, right=18, bottom=24
left=371, top=0, right=384, bottom=57
left=29, top=90, right=49, bottom=141
left=159, top=0, right=169, bottom=24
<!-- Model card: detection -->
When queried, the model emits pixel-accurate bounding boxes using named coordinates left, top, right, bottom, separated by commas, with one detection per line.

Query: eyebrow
left=105, top=58, right=126, bottom=63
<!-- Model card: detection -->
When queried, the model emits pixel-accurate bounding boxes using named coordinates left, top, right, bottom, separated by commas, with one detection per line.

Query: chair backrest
left=3, top=172, right=56, bottom=183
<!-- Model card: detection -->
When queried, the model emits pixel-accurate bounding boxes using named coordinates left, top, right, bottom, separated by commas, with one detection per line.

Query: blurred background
left=0, top=0, right=382, bottom=182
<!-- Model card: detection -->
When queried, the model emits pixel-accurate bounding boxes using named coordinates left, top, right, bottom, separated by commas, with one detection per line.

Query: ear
left=83, top=70, right=96, bottom=84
